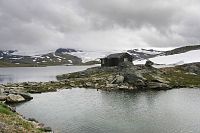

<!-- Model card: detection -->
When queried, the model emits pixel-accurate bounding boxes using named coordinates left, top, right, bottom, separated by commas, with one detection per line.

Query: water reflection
left=0, top=65, right=95, bottom=84
left=15, top=88, right=200, bottom=133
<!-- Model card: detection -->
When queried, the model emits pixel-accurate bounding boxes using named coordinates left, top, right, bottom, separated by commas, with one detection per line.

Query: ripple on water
left=16, top=88, right=200, bottom=133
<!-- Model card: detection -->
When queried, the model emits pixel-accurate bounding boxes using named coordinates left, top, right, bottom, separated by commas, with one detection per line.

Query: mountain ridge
left=0, top=45, right=200, bottom=67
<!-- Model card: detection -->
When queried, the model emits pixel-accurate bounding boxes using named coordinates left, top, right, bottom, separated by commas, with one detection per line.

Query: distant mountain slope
left=1, top=45, right=200, bottom=67
left=0, top=48, right=82, bottom=67
left=129, top=44, right=200, bottom=62
left=134, top=48, right=200, bottom=66
left=164, top=45, right=200, bottom=55
left=55, top=48, right=82, bottom=53
left=127, top=49, right=163, bottom=60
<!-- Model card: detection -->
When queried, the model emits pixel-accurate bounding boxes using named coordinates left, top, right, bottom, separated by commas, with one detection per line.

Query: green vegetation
left=0, top=103, right=44, bottom=132
left=0, top=103, right=13, bottom=115
left=161, top=68, right=200, bottom=87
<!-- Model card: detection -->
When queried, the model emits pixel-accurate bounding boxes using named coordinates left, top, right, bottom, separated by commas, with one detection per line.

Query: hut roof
left=106, top=52, right=132, bottom=59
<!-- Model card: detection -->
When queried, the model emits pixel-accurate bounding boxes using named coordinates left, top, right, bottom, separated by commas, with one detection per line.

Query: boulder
left=145, top=60, right=154, bottom=67
left=115, top=75, right=124, bottom=83
left=106, top=84, right=118, bottom=88
left=69, top=83, right=76, bottom=87
left=107, top=75, right=114, bottom=82
left=0, top=88, right=4, bottom=95
left=135, top=79, right=146, bottom=86
left=28, top=118, right=38, bottom=123
left=118, top=85, right=129, bottom=90
left=95, top=83, right=99, bottom=88
left=148, top=82, right=171, bottom=90
left=124, top=73, right=143, bottom=85
left=18, top=93, right=33, bottom=101
left=85, top=82, right=93, bottom=87
left=6, top=94, right=25, bottom=103
left=128, top=86, right=137, bottom=90
left=0, top=96, right=7, bottom=101
left=43, top=127, right=52, bottom=132
left=28, top=90, right=42, bottom=94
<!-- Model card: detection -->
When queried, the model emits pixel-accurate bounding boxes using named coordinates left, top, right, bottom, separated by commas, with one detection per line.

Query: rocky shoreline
left=1, top=62, right=200, bottom=94
left=1, top=61, right=200, bottom=132
left=0, top=85, right=53, bottom=132
left=0, top=101, right=53, bottom=133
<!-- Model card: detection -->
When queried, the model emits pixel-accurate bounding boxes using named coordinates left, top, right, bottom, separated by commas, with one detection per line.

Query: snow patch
left=68, top=60, right=72, bottom=63
left=10, top=57, right=23, bottom=60
left=70, top=50, right=125, bottom=63
left=53, top=53, right=65, bottom=59
left=134, top=49, right=200, bottom=66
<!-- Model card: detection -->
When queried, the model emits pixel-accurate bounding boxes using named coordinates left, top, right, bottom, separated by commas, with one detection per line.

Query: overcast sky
left=0, top=0, right=200, bottom=51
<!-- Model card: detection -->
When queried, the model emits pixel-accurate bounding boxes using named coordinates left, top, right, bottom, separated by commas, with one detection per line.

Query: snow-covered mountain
left=128, top=48, right=163, bottom=60
left=0, top=45, right=200, bottom=67
left=0, top=49, right=82, bottom=67
left=69, top=50, right=126, bottom=63
left=133, top=45, right=200, bottom=67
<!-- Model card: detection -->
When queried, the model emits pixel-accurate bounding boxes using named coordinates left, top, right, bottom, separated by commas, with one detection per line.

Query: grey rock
left=69, top=83, right=75, bottom=87
left=145, top=60, right=154, bottom=67
left=124, top=73, right=143, bottom=85
left=43, top=126, right=52, bottom=132
left=148, top=82, right=171, bottom=90
left=28, top=90, right=42, bottom=94
left=106, top=84, right=118, bottom=88
left=6, top=94, right=25, bottom=103
left=0, top=88, right=4, bottom=95
left=85, top=82, right=92, bottom=87
left=136, top=79, right=146, bottom=86
left=95, top=83, right=99, bottom=88
left=0, top=96, right=7, bottom=101
left=112, top=75, right=124, bottom=84
left=8, top=106, right=16, bottom=112
left=18, top=93, right=33, bottom=101
left=118, top=85, right=129, bottom=89
left=107, top=75, right=114, bottom=82
left=28, top=118, right=38, bottom=123
left=128, top=86, right=137, bottom=90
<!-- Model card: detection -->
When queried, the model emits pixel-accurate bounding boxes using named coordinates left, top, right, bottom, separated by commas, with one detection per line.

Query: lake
left=16, top=88, right=200, bottom=133
left=0, top=65, right=96, bottom=84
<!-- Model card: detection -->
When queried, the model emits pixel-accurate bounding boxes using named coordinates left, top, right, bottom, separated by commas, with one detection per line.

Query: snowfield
left=70, top=50, right=126, bottom=63
left=133, top=49, right=200, bottom=66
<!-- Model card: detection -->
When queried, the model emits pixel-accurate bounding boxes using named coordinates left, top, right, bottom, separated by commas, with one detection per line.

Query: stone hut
left=100, top=52, right=133, bottom=67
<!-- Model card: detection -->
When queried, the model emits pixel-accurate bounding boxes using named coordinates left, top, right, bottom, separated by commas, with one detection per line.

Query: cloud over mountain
left=0, top=0, right=200, bottom=51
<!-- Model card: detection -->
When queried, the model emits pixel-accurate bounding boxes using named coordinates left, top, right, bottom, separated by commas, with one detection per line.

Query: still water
left=16, top=88, right=200, bottom=133
left=0, top=65, right=95, bottom=84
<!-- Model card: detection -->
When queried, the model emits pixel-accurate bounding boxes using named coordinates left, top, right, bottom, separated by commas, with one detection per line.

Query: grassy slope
left=0, top=103, right=44, bottom=133
left=142, top=66, right=200, bottom=88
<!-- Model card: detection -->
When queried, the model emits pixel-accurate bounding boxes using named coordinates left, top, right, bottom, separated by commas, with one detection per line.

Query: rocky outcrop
left=0, top=102, right=53, bottom=132
left=111, top=75, right=124, bottom=84
left=147, top=82, right=171, bottom=90
left=0, top=96, right=7, bottom=101
left=1, top=62, right=200, bottom=94
left=6, top=94, right=25, bottom=103
left=145, top=60, right=154, bottom=67
left=0, top=86, right=33, bottom=103
left=176, top=62, right=200, bottom=75
left=17, top=93, right=33, bottom=101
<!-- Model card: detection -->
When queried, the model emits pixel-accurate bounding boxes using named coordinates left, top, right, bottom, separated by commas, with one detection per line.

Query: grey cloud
left=0, top=0, right=200, bottom=51
left=79, top=0, right=183, bottom=30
